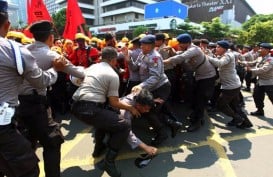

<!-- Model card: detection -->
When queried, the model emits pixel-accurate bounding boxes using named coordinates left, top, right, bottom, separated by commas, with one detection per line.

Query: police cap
left=176, top=33, right=192, bottom=43
left=0, top=0, right=8, bottom=14
left=259, top=43, right=273, bottom=50
left=139, top=34, right=155, bottom=44
left=155, top=33, right=166, bottom=41
left=217, top=40, right=230, bottom=49
left=29, top=20, right=53, bottom=34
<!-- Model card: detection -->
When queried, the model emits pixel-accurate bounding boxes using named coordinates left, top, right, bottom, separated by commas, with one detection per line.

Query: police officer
left=0, top=1, right=58, bottom=177
left=155, top=33, right=178, bottom=102
left=208, top=40, right=252, bottom=128
left=72, top=46, right=140, bottom=177
left=16, top=20, right=85, bottom=177
left=164, top=33, right=216, bottom=132
left=246, top=43, right=273, bottom=116
left=122, top=36, right=142, bottom=95
left=132, top=35, right=183, bottom=145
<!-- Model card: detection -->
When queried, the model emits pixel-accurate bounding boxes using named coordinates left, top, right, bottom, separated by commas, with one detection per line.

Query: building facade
left=44, top=0, right=60, bottom=15
left=56, top=0, right=96, bottom=26
left=181, top=0, right=255, bottom=27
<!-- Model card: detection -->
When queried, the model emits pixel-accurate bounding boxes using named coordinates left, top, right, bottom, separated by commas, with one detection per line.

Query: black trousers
left=72, top=101, right=130, bottom=150
left=245, top=71, right=256, bottom=88
left=16, top=95, right=63, bottom=177
left=217, top=87, right=246, bottom=120
left=253, top=84, right=273, bottom=110
left=0, top=124, right=39, bottom=177
left=191, top=76, right=216, bottom=123
left=142, top=82, right=171, bottom=132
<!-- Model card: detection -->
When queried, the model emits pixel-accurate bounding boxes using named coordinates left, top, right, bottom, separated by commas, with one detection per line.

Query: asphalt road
left=36, top=89, right=273, bottom=177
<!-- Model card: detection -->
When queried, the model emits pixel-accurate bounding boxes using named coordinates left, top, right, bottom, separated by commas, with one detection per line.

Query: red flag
left=27, top=0, right=52, bottom=24
left=27, top=0, right=33, bottom=24
left=63, top=0, right=86, bottom=40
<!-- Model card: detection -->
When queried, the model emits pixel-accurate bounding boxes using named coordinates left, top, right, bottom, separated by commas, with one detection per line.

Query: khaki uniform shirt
left=19, top=41, right=85, bottom=96
left=251, top=54, right=273, bottom=86
left=73, top=62, right=119, bottom=103
left=169, top=44, right=216, bottom=81
left=0, top=37, right=57, bottom=106
left=138, top=49, right=169, bottom=91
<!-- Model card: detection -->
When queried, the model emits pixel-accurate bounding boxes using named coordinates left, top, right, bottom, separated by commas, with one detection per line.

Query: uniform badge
left=152, top=57, right=158, bottom=67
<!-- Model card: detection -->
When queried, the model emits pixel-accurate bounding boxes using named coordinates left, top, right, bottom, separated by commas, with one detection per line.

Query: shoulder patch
left=267, top=58, right=273, bottom=64
left=152, top=57, right=159, bottom=67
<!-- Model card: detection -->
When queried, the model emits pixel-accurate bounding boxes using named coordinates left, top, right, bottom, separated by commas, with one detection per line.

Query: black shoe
left=151, top=133, right=168, bottom=146
left=166, top=119, right=183, bottom=138
left=187, top=121, right=202, bottom=132
left=250, top=110, right=264, bottom=116
left=170, top=121, right=183, bottom=138
left=237, top=119, right=253, bottom=129
left=227, top=119, right=237, bottom=126
left=243, top=87, right=251, bottom=92
left=92, top=143, right=107, bottom=158
left=97, top=149, right=121, bottom=177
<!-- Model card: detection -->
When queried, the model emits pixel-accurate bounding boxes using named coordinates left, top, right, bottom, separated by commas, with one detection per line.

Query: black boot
left=187, top=119, right=202, bottom=132
left=97, top=149, right=121, bottom=177
left=250, top=109, right=264, bottom=116
left=92, top=142, right=106, bottom=158
left=166, top=119, right=183, bottom=138
left=151, top=128, right=168, bottom=146
left=237, top=116, right=253, bottom=129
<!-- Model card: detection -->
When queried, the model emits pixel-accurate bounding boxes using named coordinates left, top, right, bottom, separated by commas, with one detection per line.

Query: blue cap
left=176, top=33, right=192, bottom=43
left=139, top=34, right=155, bottom=44
left=259, top=43, right=272, bottom=50
left=217, top=40, right=230, bottom=49
left=0, top=0, right=8, bottom=13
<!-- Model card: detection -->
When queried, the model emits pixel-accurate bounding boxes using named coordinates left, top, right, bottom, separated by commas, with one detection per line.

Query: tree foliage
left=201, top=17, right=230, bottom=41
left=242, top=14, right=273, bottom=31
left=52, top=8, right=66, bottom=38
left=176, top=18, right=202, bottom=38
left=238, top=14, right=273, bottom=45
left=132, top=26, right=148, bottom=37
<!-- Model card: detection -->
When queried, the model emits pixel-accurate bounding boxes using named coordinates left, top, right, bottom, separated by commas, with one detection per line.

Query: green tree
left=238, top=14, right=273, bottom=44
left=201, top=17, right=230, bottom=41
left=52, top=8, right=66, bottom=38
left=132, top=26, right=148, bottom=37
left=176, top=18, right=203, bottom=38
left=247, top=20, right=273, bottom=44
left=242, top=14, right=273, bottom=31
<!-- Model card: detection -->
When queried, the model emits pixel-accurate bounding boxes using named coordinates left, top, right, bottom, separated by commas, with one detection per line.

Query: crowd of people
left=1, top=1, right=273, bottom=177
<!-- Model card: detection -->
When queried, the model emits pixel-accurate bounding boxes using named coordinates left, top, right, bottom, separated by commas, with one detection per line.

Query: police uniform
left=136, top=35, right=182, bottom=145
left=208, top=40, right=252, bottom=128
left=241, top=45, right=256, bottom=92
left=15, top=21, right=84, bottom=177
left=155, top=33, right=179, bottom=101
left=250, top=43, right=273, bottom=116
left=124, top=37, right=142, bottom=95
left=0, top=2, right=58, bottom=177
left=167, top=33, right=216, bottom=132
left=72, top=47, right=130, bottom=177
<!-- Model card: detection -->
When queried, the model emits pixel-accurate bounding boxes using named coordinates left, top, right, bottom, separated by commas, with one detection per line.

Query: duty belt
left=77, top=100, right=105, bottom=108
